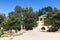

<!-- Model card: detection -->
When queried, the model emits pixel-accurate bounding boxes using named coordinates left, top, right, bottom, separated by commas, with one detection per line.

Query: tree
left=0, top=14, right=7, bottom=30
left=4, top=5, right=37, bottom=31
left=8, top=12, right=21, bottom=30
left=44, top=9, right=60, bottom=32
left=24, top=12, right=37, bottom=30
left=23, top=7, right=37, bottom=30
left=15, top=5, right=22, bottom=13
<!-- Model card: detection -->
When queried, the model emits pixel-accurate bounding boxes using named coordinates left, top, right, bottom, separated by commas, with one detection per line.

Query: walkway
left=0, top=30, right=60, bottom=40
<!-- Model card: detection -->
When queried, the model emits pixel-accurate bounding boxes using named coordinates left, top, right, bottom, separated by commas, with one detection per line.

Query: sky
left=0, top=0, right=60, bottom=16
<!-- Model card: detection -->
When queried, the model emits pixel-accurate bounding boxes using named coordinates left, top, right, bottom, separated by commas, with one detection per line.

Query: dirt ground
left=0, top=30, right=60, bottom=40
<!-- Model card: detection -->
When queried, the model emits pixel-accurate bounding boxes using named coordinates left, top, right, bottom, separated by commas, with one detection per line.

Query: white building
left=33, top=14, right=50, bottom=31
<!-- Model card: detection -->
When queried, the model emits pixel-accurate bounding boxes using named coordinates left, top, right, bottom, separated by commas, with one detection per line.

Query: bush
left=47, top=27, right=58, bottom=32
left=1, top=30, right=4, bottom=35
left=4, top=31, right=8, bottom=34
left=15, top=30, right=18, bottom=33
left=0, top=29, right=4, bottom=37
left=0, top=30, right=2, bottom=37
left=25, top=26, right=33, bottom=30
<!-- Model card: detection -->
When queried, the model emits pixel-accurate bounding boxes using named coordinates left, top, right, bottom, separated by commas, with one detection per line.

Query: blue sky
left=0, top=0, right=60, bottom=16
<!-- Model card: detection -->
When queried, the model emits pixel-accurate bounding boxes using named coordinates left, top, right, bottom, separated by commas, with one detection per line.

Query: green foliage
left=8, top=12, right=21, bottom=30
left=44, top=8, right=60, bottom=32
left=1, top=5, right=60, bottom=32
left=0, top=14, right=7, bottom=30
left=0, top=29, right=4, bottom=37
left=0, top=30, right=2, bottom=37
left=1, top=5, right=45, bottom=31
left=15, top=5, right=22, bottom=13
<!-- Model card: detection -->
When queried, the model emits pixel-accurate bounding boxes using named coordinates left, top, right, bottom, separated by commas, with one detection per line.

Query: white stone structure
left=33, top=14, right=49, bottom=31
left=1, top=27, right=3, bottom=30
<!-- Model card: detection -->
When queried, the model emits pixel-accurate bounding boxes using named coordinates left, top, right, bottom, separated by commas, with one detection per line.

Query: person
left=8, top=29, right=13, bottom=40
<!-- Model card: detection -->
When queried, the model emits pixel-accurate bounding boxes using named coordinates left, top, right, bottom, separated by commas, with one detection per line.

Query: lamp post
left=21, top=24, right=23, bottom=33
left=20, top=12, right=24, bottom=33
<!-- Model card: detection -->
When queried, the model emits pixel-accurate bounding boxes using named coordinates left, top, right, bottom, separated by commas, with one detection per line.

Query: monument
left=33, top=14, right=49, bottom=31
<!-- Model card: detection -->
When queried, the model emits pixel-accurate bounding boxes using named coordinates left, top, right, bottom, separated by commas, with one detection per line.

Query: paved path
left=0, top=30, right=60, bottom=40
